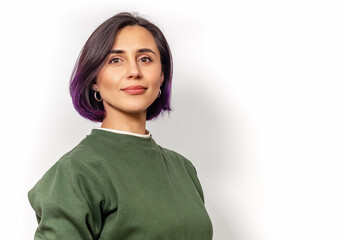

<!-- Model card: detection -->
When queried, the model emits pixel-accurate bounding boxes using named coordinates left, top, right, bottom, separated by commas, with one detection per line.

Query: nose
left=127, top=60, right=141, bottom=79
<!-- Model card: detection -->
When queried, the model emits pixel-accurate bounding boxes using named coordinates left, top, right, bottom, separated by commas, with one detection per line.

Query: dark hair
left=69, top=12, right=173, bottom=122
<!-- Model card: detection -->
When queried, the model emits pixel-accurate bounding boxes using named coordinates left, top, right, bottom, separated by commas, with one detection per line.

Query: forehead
left=113, top=25, right=158, bottom=51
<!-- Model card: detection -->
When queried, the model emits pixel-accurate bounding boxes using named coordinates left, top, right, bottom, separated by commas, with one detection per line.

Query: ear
left=92, top=82, right=98, bottom=91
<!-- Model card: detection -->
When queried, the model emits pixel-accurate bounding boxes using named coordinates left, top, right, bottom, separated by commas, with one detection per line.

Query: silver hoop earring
left=157, top=89, right=161, bottom=98
left=94, top=91, right=102, bottom=102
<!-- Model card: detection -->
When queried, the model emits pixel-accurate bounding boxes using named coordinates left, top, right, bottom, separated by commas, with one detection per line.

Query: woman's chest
left=97, top=150, right=213, bottom=239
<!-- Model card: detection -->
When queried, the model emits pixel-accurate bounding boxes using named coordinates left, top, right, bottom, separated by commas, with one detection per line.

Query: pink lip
left=122, top=85, right=147, bottom=95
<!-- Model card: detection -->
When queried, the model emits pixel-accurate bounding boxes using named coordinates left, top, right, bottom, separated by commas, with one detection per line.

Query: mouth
left=121, top=85, right=147, bottom=95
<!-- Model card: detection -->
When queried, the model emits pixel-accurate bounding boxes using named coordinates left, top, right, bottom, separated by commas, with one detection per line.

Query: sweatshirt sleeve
left=28, top=158, right=107, bottom=240
left=182, top=158, right=206, bottom=204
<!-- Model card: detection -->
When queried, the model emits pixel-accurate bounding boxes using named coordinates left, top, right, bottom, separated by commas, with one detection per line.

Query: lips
left=121, top=85, right=147, bottom=95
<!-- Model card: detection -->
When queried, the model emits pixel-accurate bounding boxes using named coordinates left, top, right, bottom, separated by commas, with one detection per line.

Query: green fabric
left=28, top=129, right=213, bottom=240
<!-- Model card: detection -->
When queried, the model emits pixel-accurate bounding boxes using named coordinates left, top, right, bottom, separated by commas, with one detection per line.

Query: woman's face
left=93, top=25, right=164, bottom=119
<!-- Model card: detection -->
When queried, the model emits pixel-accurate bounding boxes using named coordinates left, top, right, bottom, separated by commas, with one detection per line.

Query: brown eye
left=109, top=58, right=122, bottom=64
left=139, top=57, right=152, bottom=63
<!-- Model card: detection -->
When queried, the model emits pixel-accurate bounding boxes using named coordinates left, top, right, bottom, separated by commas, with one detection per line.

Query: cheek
left=101, top=79, right=116, bottom=89
left=97, top=70, right=121, bottom=90
left=150, top=77, right=163, bottom=89
left=147, top=68, right=163, bottom=86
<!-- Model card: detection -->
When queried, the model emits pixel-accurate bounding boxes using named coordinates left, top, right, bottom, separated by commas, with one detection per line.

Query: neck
left=101, top=108, right=147, bottom=135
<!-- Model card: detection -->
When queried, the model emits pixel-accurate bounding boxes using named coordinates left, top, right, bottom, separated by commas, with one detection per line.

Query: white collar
left=95, top=127, right=151, bottom=138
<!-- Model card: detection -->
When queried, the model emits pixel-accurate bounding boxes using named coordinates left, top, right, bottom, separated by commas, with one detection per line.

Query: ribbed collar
left=95, top=127, right=151, bottom=138
left=89, top=128, right=156, bottom=148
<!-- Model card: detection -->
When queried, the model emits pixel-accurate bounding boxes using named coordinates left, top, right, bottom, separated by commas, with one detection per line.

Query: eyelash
left=109, top=56, right=152, bottom=64
left=109, top=58, right=122, bottom=64
left=139, top=57, right=152, bottom=63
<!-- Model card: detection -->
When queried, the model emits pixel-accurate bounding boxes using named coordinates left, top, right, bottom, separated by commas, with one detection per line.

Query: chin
left=123, top=100, right=155, bottom=111
left=121, top=105, right=150, bottom=114
left=105, top=99, right=154, bottom=116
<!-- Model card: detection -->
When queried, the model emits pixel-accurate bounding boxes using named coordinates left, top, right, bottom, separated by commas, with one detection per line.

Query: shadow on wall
left=148, top=72, right=251, bottom=240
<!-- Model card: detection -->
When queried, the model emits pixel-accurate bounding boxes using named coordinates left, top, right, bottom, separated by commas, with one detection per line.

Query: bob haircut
left=69, top=12, right=173, bottom=122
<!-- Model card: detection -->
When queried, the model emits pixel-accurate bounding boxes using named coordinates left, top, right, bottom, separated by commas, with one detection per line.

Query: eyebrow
left=110, top=48, right=156, bottom=55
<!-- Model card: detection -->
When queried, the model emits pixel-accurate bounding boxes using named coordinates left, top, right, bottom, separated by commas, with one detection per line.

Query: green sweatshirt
left=28, top=129, right=213, bottom=239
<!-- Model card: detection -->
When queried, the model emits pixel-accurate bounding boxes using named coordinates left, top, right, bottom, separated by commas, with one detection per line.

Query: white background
left=1, top=0, right=340, bottom=239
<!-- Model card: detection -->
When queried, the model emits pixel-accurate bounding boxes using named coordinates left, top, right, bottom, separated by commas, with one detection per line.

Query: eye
left=139, top=57, right=152, bottom=63
left=109, top=57, right=123, bottom=64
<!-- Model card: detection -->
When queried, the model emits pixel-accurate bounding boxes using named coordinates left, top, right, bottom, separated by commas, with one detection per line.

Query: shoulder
left=55, top=135, right=110, bottom=174
left=157, top=145, right=206, bottom=203
left=157, top=145, right=187, bottom=161
left=28, top=138, right=109, bottom=205
left=28, top=155, right=104, bottom=199
left=35, top=134, right=109, bottom=177
left=157, top=145, right=198, bottom=176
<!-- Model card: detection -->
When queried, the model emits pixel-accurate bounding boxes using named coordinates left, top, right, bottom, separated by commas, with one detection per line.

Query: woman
left=28, top=12, right=213, bottom=240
